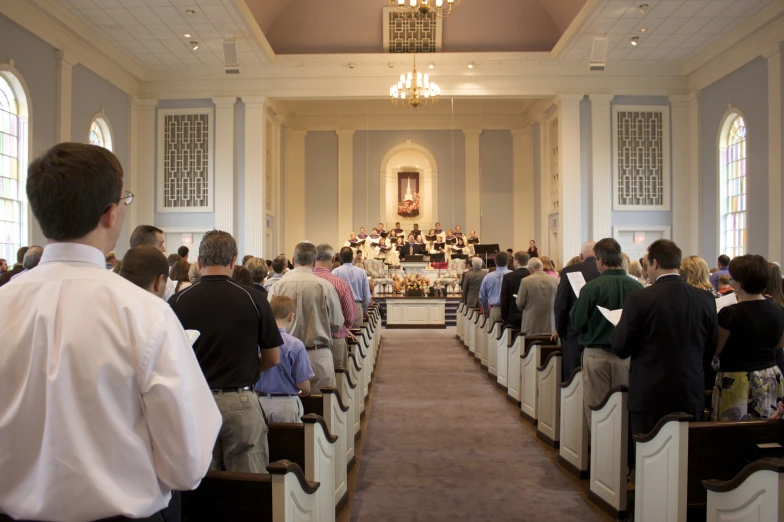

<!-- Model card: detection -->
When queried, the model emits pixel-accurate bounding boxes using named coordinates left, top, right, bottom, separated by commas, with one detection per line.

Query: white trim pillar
left=55, top=50, right=77, bottom=143
left=128, top=98, right=156, bottom=231
left=512, top=128, right=534, bottom=250
left=669, top=94, right=696, bottom=254
left=589, top=94, right=613, bottom=240
left=557, top=94, right=583, bottom=267
left=767, top=45, right=783, bottom=262
left=285, top=129, right=307, bottom=257
left=243, top=96, right=266, bottom=257
left=336, top=130, right=355, bottom=246
left=212, top=97, right=236, bottom=235
left=464, top=129, right=482, bottom=236
left=688, top=92, right=701, bottom=256
left=273, top=115, right=284, bottom=257
left=538, top=114, right=549, bottom=250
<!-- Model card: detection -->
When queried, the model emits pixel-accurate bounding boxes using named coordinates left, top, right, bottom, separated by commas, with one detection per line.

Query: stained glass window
left=720, top=115, right=747, bottom=258
left=0, top=76, right=21, bottom=264
left=89, top=117, right=112, bottom=152
left=89, top=120, right=104, bottom=148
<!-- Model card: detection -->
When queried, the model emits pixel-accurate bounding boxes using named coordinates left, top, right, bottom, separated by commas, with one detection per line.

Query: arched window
left=0, top=74, right=24, bottom=263
left=88, top=113, right=113, bottom=151
left=719, top=113, right=747, bottom=258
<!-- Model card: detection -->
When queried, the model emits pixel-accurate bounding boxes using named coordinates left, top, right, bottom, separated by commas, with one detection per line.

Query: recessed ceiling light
left=468, top=62, right=474, bottom=69
left=388, top=62, right=395, bottom=68
left=639, top=28, right=647, bottom=33
left=638, top=4, right=648, bottom=13
left=630, top=36, right=639, bottom=46
left=428, top=63, right=434, bottom=69
left=185, top=9, right=196, bottom=17
left=190, top=41, right=199, bottom=51
left=183, top=33, right=191, bottom=38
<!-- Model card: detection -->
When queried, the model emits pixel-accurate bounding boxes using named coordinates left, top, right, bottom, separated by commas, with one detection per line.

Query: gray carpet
left=351, top=328, right=601, bottom=521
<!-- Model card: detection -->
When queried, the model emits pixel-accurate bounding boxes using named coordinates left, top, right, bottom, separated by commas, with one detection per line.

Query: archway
left=379, top=140, right=439, bottom=230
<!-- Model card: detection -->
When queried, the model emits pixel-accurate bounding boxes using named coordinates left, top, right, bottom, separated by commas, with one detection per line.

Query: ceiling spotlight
left=348, top=62, right=355, bottom=69
left=388, top=62, right=395, bottom=68
left=638, top=4, right=648, bottom=12
left=630, top=36, right=639, bottom=46
left=428, top=63, right=434, bottom=69
left=639, top=28, right=647, bottom=33
left=190, top=41, right=199, bottom=51
left=183, top=33, right=191, bottom=38
left=468, top=62, right=474, bottom=69
left=185, top=9, right=196, bottom=17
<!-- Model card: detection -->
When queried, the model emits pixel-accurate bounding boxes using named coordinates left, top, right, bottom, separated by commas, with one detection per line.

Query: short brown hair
left=232, top=265, right=253, bottom=286
left=272, top=254, right=287, bottom=274
left=119, top=246, right=169, bottom=290
left=169, top=259, right=191, bottom=282
left=270, top=295, right=296, bottom=319
left=130, top=225, right=164, bottom=248
left=729, top=254, right=769, bottom=294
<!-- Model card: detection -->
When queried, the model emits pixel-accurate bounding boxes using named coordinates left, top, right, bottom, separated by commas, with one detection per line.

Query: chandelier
left=389, top=0, right=461, bottom=18
left=389, top=55, right=440, bottom=109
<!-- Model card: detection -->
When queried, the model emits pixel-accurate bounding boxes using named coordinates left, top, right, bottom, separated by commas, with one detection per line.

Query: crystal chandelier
left=389, top=0, right=461, bottom=18
left=389, top=55, right=440, bottom=109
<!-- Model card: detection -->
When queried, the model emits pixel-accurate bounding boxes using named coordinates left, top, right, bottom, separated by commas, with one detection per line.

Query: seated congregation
left=456, top=236, right=784, bottom=521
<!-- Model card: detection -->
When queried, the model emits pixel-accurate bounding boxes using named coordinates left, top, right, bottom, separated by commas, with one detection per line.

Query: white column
left=212, top=97, right=236, bottom=234
left=55, top=50, right=77, bottom=143
left=512, top=128, right=534, bottom=250
left=557, top=94, right=583, bottom=267
left=336, top=130, right=355, bottom=247
left=243, top=96, right=266, bottom=257
left=285, top=129, right=307, bottom=257
left=688, top=92, right=702, bottom=256
left=767, top=46, right=783, bottom=262
left=669, top=94, right=694, bottom=253
left=273, top=115, right=284, bottom=257
left=464, top=129, right=482, bottom=235
left=128, top=98, right=156, bottom=230
left=589, top=94, right=613, bottom=241
left=538, top=115, right=549, bottom=250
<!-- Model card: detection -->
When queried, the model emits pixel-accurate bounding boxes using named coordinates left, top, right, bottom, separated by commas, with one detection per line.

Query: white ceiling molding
left=231, top=0, right=274, bottom=65
left=551, top=0, right=601, bottom=60
left=2, top=0, right=142, bottom=95
left=285, top=113, right=528, bottom=132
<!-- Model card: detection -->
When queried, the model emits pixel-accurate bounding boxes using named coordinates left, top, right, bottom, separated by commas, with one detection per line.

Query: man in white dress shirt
left=0, top=143, right=221, bottom=522
left=130, top=224, right=179, bottom=301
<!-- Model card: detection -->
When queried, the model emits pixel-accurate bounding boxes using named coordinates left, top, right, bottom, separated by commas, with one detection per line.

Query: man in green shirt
left=570, top=238, right=643, bottom=427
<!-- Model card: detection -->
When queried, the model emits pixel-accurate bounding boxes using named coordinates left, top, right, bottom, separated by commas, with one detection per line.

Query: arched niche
left=379, top=140, right=438, bottom=230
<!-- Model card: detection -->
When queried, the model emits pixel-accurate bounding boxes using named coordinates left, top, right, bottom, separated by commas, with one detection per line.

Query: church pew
left=182, top=461, right=322, bottom=522
left=558, top=368, right=589, bottom=479
left=634, top=415, right=784, bottom=521
left=475, top=314, right=488, bottom=368
left=267, top=414, right=337, bottom=522
left=301, top=389, right=350, bottom=514
left=466, top=308, right=480, bottom=354
left=589, top=386, right=629, bottom=519
left=460, top=305, right=472, bottom=346
left=487, top=320, right=503, bottom=377
left=506, top=329, right=523, bottom=405
left=495, top=324, right=510, bottom=391
left=347, top=335, right=369, bottom=401
left=351, top=326, right=373, bottom=382
left=456, top=302, right=465, bottom=340
left=346, top=351, right=365, bottom=427
left=335, top=366, right=359, bottom=461
left=703, top=458, right=784, bottom=522
left=479, top=314, right=495, bottom=370
left=519, top=336, right=554, bottom=423
left=535, top=350, right=562, bottom=448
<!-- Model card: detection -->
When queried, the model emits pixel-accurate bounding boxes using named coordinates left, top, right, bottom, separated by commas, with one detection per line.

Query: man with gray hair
left=9, top=245, right=44, bottom=282
left=269, top=242, right=344, bottom=391
left=461, top=257, right=487, bottom=309
left=312, top=244, right=357, bottom=369
left=169, top=230, right=282, bottom=474
left=516, top=256, right=558, bottom=336
left=554, top=240, right=600, bottom=379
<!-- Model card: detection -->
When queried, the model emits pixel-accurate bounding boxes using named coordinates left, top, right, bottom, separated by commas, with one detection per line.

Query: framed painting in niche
left=397, top=171, right=420, bottom=218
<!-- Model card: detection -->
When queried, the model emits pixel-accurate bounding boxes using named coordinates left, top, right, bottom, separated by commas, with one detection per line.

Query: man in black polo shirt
left=169, top=230, right=282, bottom=474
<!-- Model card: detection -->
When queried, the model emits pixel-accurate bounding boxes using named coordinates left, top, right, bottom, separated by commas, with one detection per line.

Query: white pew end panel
left=476, top=314, right=489, bottom=367
left=703, top=458, right=784, bottom=522
left=519, top=335, right=553, bottom=424
left=487, top=320, right=502, bottom=376
left=505, top=330, right=523, bottom=406
left=495, top=326, right=510, bottom=391
left=456, top=302, right=465, bottom=340
left=335, top=367, right=357, bottom=469
left=535, top=349, right=562, bottom=448
left=558, top=368, right=589, bottom=479
left=589, top=386, right=629, bottom=520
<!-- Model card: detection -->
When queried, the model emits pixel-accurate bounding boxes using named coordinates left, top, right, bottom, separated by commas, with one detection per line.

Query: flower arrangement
left=404, top=273, right=430, bottom=296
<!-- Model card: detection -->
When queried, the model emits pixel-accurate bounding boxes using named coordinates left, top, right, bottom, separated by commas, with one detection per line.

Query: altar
left=384, top=296, right=447, bottom=329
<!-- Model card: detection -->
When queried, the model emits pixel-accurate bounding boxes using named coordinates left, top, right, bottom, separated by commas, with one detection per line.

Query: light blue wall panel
left=304, top=131, right=339, bottom=245
left=580, top=96, right=592, bottom=244
left=479, top=130, right=513, bottom=248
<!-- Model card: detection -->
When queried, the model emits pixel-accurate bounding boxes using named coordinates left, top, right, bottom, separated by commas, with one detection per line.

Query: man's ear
left=197, top=258, right=203, bottom=269
left=288, top=312, right=296, bottom=323
left=99, top=204, right=117, bottom=230
left=229, top=256, right=237, bottom=270
left=153, top=274, right=165, bottom=294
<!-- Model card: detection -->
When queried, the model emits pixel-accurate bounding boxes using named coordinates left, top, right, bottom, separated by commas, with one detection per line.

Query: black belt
left=211, top=385, right=253, bottom=393
left=306, top=345, right=329, bottom=351
left=257, top=392, right=298, bottom=397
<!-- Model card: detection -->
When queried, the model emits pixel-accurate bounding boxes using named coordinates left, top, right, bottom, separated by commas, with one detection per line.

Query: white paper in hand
left=597, top=306, right=623, bottom=327
left=185, top=329, right=201, bottom=346
left=567, top=272, right=587, bottom=297
left=715, top=293, right=738, bottom=312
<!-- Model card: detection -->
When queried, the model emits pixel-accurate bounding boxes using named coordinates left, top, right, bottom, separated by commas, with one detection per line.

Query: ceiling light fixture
left=389, top=54, right=440, bottom=110
left=183, top=33, right=191, bottom=38
left=389, top=0, right=460, bottom=18
left=638, top=4, right=648, bottom=13
left=428, top=62, right=434, bottom=69
left=639, top=28, right=647, bottom=33
left=190, top=41, right=199, bottom=51
left=185, top=9, right=196, bottom=17
left=468, top=62, right=474, bottom=69
left=630, top=36, right=639, bottom=46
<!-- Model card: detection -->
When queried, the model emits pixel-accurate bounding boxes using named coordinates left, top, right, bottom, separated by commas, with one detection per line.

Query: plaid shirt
left=312, top=266, right=357, bottom=339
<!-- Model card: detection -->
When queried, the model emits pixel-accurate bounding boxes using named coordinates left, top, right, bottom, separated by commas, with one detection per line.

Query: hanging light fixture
left=389, top=0, right=461, bottom=18
left=389, top=54, right=440, bottom=109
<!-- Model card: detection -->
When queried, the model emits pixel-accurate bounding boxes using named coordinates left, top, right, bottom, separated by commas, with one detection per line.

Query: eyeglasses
left=104, top=191, right=134, bottom=214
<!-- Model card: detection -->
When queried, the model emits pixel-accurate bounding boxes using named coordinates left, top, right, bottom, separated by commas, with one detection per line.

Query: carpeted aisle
left=350, top=328, right=602, bottom=521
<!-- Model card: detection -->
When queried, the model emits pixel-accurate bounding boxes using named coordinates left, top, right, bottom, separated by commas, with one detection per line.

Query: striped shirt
left=313, top=266, right=357, bottom=338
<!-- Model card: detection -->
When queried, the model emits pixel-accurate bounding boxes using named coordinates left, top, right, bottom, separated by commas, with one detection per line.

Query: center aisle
left=350, top=328, right=605, bottom=521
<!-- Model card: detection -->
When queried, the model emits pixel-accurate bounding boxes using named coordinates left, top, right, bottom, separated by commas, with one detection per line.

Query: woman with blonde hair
left=540, top=256, right=558, bottom=277
left=566, top=255, right=582, bottom=267
left=680, top=255, right=720, bottom=298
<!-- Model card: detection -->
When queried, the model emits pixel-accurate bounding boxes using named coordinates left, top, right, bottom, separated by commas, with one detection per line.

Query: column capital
left=336, top=129, right=356, bottom=137
left=242, top=95, right=268, bottom=108
left=286, top=128, right=308, bottom=139
left=763, top=42, right=783, bottom=60
left=463, top=129, right=483, bottom=137
left=511, top=128, right=531, bottom=139
left=212, top=96, right=237, bottom=108
left=273, top=114, right=285, bottom=125
left=555, top=94, right=584, bottom=106
left=588, top=93, right=614, bottom=104
left=55, top=49, right=78, bottom=69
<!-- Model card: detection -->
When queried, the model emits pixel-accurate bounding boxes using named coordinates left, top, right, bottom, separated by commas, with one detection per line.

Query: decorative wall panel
left=383, top=8, right=442, bottom=53
left=549, top=117, right=560, bottom=212
left=265, top=118, right=273, bottom=213
left=157, top=108, right=213, bottom=212
left=612, top=105, right=670, bottom=211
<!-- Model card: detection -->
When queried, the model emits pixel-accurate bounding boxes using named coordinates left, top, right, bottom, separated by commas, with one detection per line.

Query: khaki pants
left=582, top=348, right=630, bottom=430
left=259, top=395, right=304, bottom=423
left=331, top=337, right=348, bottom=369
left=309, top=347, right=336, bottom=392
left=211, top=389, right=269, bottom=473
left=489, top=306, right=502, bottom=327
left=354, top=302, right=364, bottom=327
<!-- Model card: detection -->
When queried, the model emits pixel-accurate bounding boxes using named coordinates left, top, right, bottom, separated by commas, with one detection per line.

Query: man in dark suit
left=500, top=251, right=530, bottom=328
left=611, top=239, right=718, bottom=437
left=0, top=246, right=29, bottom=287
left=553, top=241, right=599, bottom=379
left=399, top=234, right=424, bottom=259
